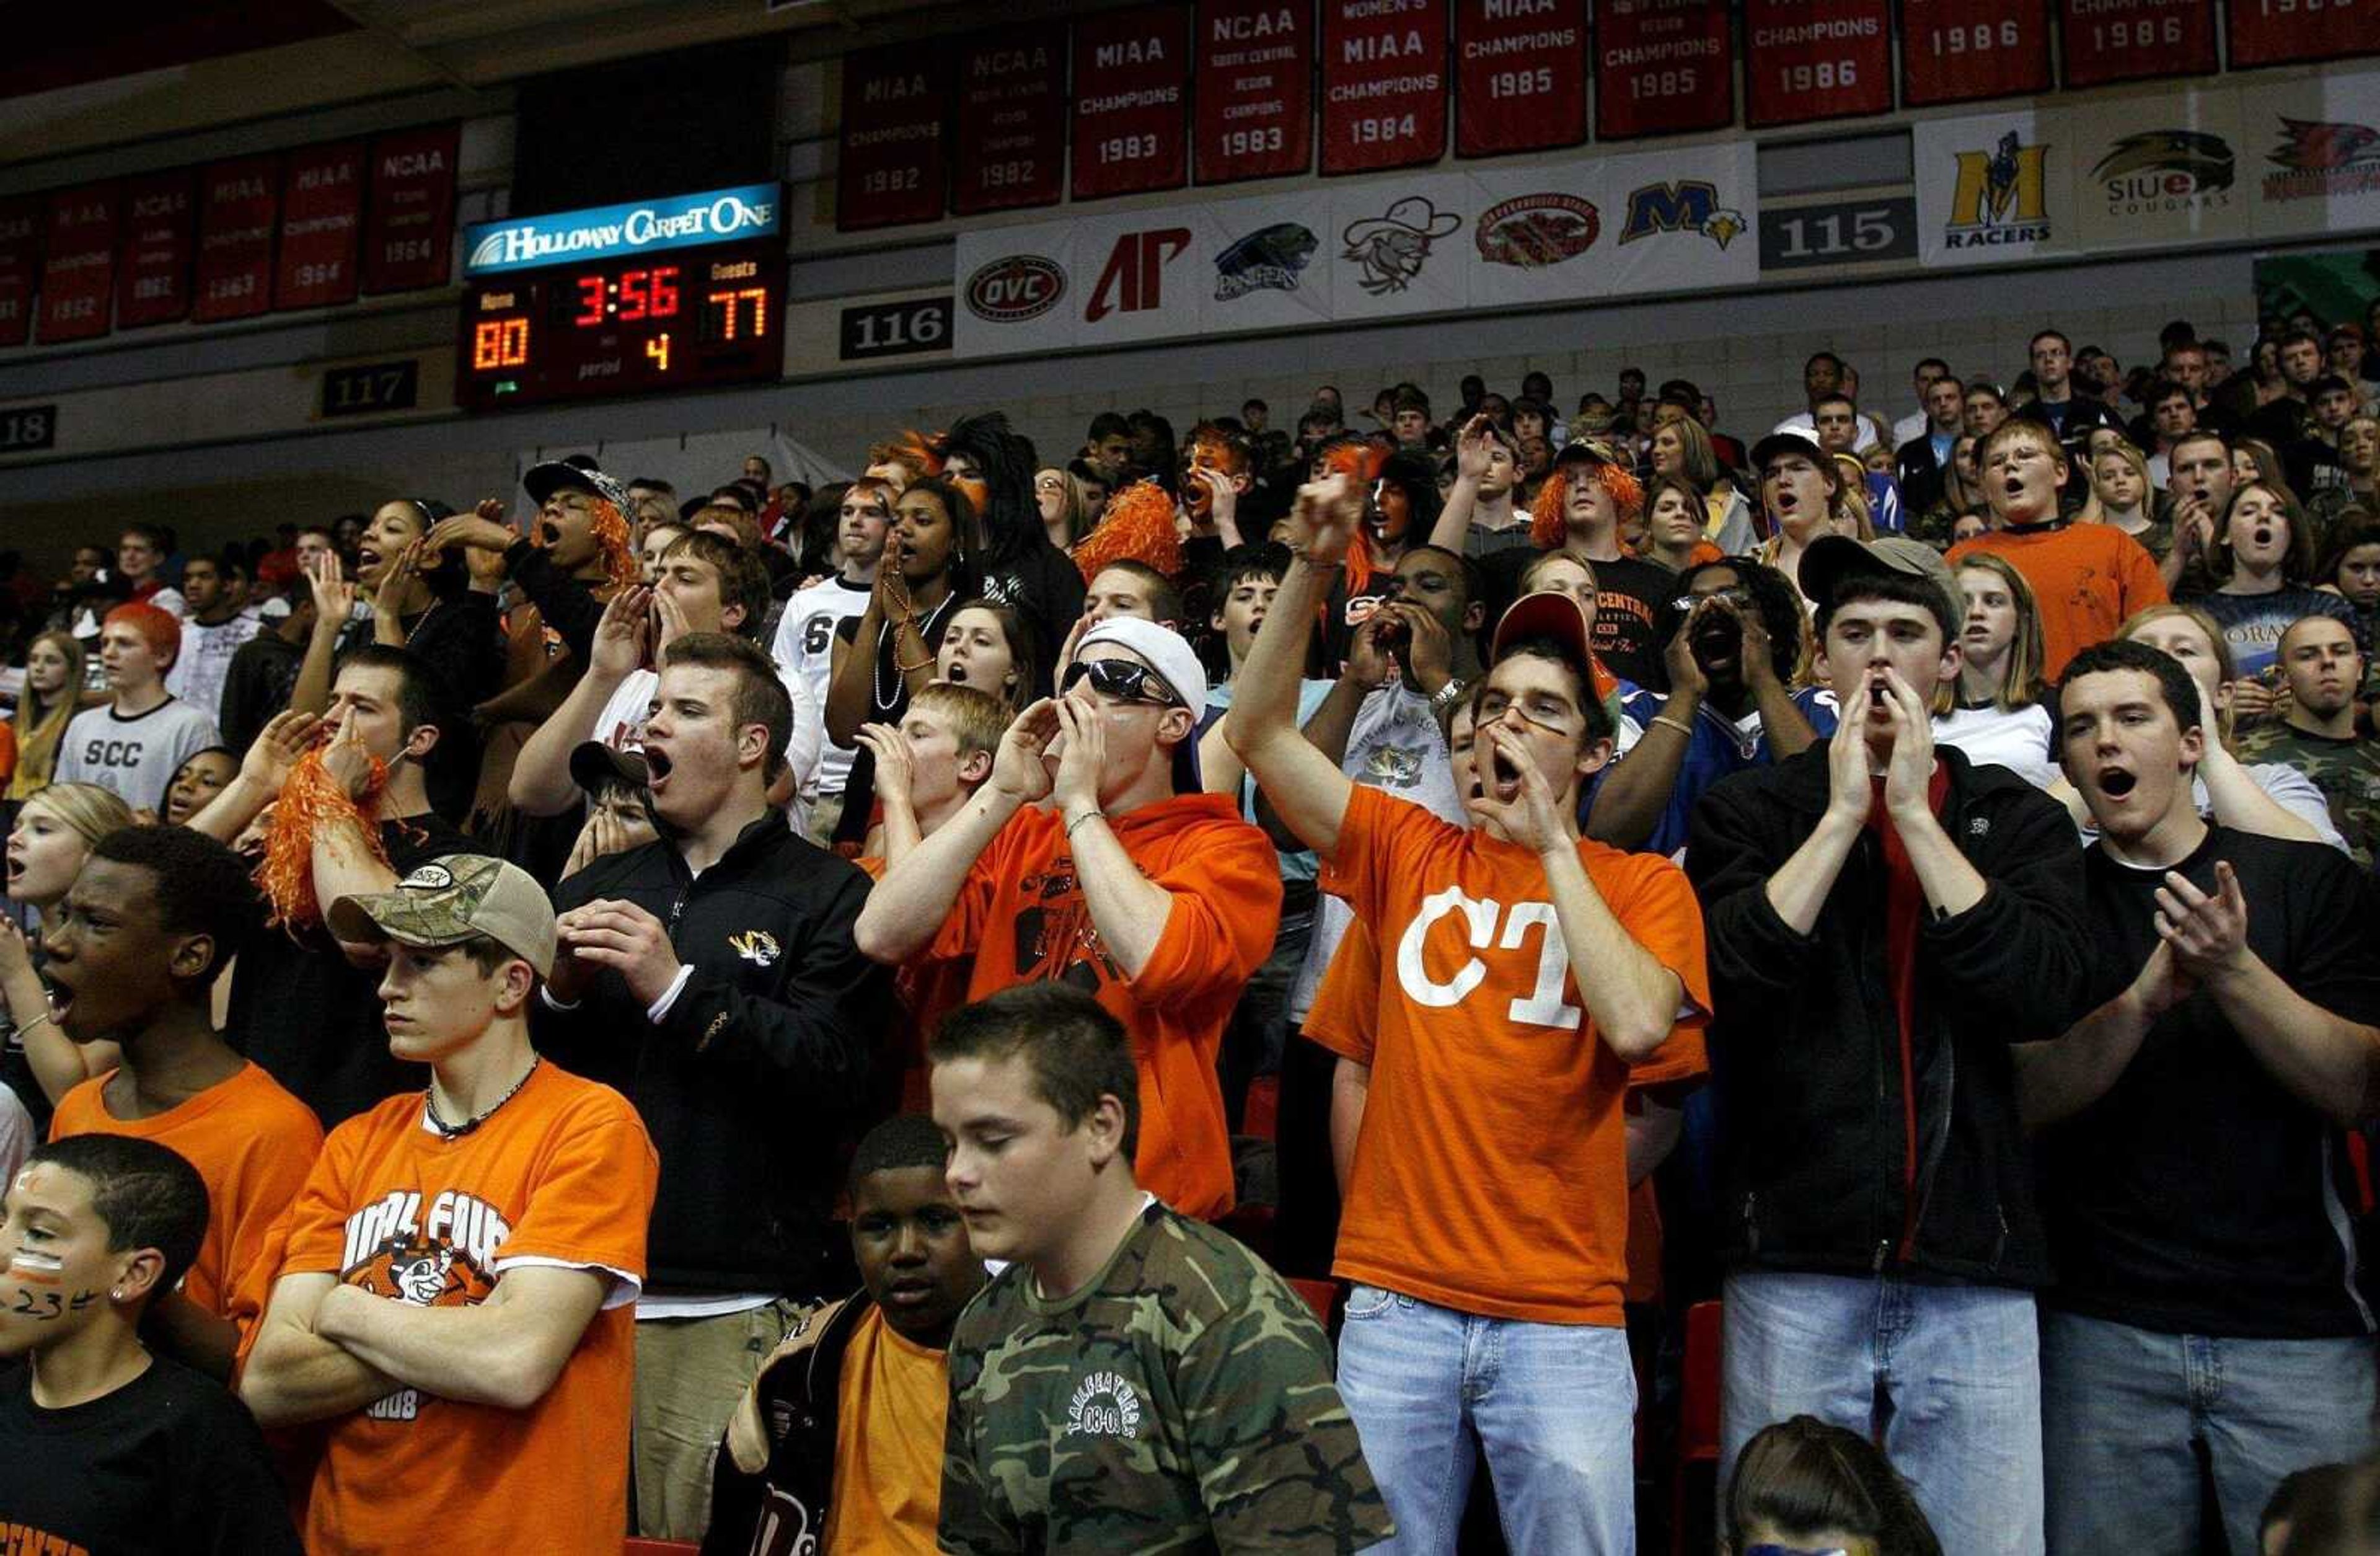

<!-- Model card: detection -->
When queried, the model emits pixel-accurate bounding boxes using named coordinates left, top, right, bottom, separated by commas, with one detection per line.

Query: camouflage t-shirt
left=939, top=1201, right=1391, bottom=1554
left=2234, top=721, right=2380, bottom=867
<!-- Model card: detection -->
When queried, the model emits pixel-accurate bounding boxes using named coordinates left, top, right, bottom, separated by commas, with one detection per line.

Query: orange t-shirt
left=51, top=1061, right=322, bottom=1322
left=1308, top=785, right=1710, bottom=1325
left=821, top=1306, right=948, bottom=1555
left=1948, top=521, right=2167, bottom=679
left=276, top=1061, right=657, bottom=1555
left=928, top=793, right=1283, bottom=1221
left=1307, top=915, right=1706, bottom=1312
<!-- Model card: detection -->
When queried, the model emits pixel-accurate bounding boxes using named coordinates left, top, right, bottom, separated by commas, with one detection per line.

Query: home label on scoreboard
left=456, top=185, right=786, bottom=412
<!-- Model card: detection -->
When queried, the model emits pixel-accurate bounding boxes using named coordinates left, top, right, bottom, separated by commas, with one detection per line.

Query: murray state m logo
left=1619, top=182, right=1745, bottom=248
left=1949, top=133, right=2049, bottom=231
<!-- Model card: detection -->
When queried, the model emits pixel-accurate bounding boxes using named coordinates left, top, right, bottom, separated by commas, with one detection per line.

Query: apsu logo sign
left=1087, top=228, right=1192, bottom=321
left=965, top=255, right=1067, bottom=322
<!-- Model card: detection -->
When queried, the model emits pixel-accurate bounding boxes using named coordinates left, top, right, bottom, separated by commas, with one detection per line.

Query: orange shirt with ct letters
left=1309, top=785, right=1709, bottom=1326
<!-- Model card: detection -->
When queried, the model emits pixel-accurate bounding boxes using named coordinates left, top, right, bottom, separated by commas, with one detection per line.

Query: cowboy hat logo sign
left=1341, top=196, right=1463, bottom=296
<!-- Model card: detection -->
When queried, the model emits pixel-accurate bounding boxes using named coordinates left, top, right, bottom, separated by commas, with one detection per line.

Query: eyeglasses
left=1060, top=657, right=1179, bottom=707
left=1672, top=586, right=1753, bottom=614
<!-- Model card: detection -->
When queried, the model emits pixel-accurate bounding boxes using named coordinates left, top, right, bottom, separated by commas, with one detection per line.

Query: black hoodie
left=540, top=815, right=892, bottom=1296
left=1686, top=745, right=2091, bottom=1286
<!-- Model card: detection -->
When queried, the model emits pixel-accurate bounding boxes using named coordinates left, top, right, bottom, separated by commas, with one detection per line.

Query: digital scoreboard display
left=456, top=185, right=785, bottom=412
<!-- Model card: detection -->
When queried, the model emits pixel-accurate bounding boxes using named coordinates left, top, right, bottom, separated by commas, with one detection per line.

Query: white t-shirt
left=53, top=697, right=221, bottom=815
left=163, top=613, right=263, bottom=723
left=1935, top=701, right=2058, bottom=790
left=768, top=575, right=871, bottom=797
left=1772, top=409, right=1884, bottom=455
left=589, top=663, right=822, bottom=820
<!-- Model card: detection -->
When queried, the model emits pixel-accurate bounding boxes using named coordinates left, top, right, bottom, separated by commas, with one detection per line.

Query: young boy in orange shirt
left=855, top=618, right=1282, bottom=1221
left=42, top=825, right=322, bottom=1379
left=1226, top=472, right=1710, bottom=1554
left=240, top=855, right=658, bottom=1555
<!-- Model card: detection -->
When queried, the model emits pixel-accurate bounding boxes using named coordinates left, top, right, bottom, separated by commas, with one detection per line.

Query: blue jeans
left=1336, top=1284, right=1636, bottom=1555
left=1721, top=1270, right=2043, bottom=1556
left=2041, top=1310, right=2378, bottom=1555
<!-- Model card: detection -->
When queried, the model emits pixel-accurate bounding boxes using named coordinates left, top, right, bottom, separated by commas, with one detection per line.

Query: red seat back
left=1678, top=1299, right=1723, bottom=1463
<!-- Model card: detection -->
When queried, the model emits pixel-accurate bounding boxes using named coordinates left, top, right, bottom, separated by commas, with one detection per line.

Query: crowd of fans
left=0, top=306, right=2378, bottom=1556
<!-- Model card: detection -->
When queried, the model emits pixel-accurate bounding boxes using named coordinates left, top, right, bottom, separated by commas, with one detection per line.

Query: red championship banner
left=2061, top=0, right=2215, bottom=87
left=1743, top=0, right=1892, bottom=127
left=114, top=169, right=195, bottom=328
left=362, top=123, right=458, bottom=294
left=193, top=156, right=278, bottom=324
left=1073, top=6, right=1192, bottom=200
left=1194, top=0, right=1314, bottom=183
left=1321, top=0, right=1449, bottom=175
left=953, top=25, right=1068, bottom=214
left=274, top=141, right=364, bottom=311
left=1595, top=0, right=1735, bottom=140
left=2228, top=0, right=2380, bottom=68
left=1899, top=0, right=2052, bottom=107
left=38, top=183, right=116, bottom=345
left=1455, top=0, right=1587, bottom=156
left=837, top=46, right=951, bottom=231
left=0, top=199, right=41, bottom=349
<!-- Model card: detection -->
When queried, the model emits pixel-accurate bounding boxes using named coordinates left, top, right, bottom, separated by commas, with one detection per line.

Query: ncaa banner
left=2242, top=69, right=2380, bottom=241
left=1913, top=107, right=2075, bottom=268
left=1597, top=142, right=1759, bottom=294
left=2068, top=88, right=2246, bottom=254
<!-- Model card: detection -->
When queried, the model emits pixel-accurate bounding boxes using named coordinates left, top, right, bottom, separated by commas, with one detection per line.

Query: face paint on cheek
left=8, top=1250, right=62, bottom=1275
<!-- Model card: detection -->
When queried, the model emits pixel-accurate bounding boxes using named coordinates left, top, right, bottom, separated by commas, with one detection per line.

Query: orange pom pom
left=591, top=498, right=638, bottom=592
left=1071, top=480, right=1183, bottom=581
left=255, top=749, right=389, bottom=933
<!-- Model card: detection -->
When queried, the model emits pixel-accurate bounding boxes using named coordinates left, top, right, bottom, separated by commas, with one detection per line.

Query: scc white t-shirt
left=768, top=576, right=871, bottom=797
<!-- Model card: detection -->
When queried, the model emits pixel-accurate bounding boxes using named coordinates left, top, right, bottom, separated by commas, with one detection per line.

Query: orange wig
left=1529, top=462, right=1644, bottom=550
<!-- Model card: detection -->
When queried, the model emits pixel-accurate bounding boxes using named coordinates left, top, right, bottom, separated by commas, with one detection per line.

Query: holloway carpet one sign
left=461, top=185, right=782, bottom=276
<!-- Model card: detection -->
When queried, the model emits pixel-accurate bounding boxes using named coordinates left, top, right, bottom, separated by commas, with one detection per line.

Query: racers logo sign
left=1915, top=109, right=2071, bottom=268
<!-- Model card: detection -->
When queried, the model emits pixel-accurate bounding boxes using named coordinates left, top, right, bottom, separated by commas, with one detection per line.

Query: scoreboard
left=456, top=184, right=785, bottom=412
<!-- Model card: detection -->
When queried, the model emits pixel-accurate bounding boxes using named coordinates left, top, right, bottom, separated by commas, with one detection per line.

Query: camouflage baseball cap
left=327, top=855, right=555, bottom=978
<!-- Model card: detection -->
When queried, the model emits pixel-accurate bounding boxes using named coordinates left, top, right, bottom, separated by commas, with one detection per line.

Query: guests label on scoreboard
left=193, top=156, right=280, bottom=324
left=1321, top=0, right=1448, bottom=175
left=275, top=142, right=366, bottom=311
left=1742, top=0, right=1892, bottom=128
left=954, top=26, right=1069, bottom=214
left=1900, top=0, right=2052, bottom=107
left=1454, top=0, right=1587, bottom=157
left=39, top=185, right=117, bottom=345
left=1072, top=6, right=1192, bottom=200
left=1595, top=0, right=1734, bottom=140
left=115, top=170, right=195, bottom=329
left=837, top=46, right=950, bottom=230
left=362, top=124, right=459, bottom=294
left=1194, top=0, right=1314, bottom=183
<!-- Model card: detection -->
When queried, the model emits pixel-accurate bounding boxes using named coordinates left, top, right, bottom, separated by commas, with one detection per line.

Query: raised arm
left=1588, top=615, right=1707, bottom=849
left=187, top=710, right=323, bottom=844
left=510, top=585, right=650, bottom=817
left=2013, top=943, right=2180, bottom=1129
left=852, top=702, right=1046, bottom=963
left=1426, top=415, right=1497, bottom=553
left=1224, top=474, right=1362, bottom=860
left=288, top=552, right=356, bottom=719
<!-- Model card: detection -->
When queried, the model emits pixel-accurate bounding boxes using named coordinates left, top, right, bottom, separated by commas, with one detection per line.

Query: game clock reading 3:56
left=457, top=239, right=783, bottom=410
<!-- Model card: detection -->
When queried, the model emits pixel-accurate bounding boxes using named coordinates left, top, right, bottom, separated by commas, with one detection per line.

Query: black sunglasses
left=1060, top=657, right=1179, bottom=707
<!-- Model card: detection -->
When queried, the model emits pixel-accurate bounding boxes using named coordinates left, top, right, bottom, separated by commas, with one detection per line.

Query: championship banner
left=1195, top=0, right=1313, bottom=184
left=1913, top=107, right=2074, bottom=267
left=1599, top=141, right=1760, bottom=294
left=2059, top=0, right=2215, bottom=89
left=1453, top=0, right=1587, bottom=157
left=114, top=169, right=195, bottom=329
left=1898, top=0, right=2052, bottom=108
left=2229, top=0, right=2380, bottom=69
left=192, top=156, right=280, bottom=324
left=953, top=25, right=1068, bottom=214
left=1742, top=0, right=1892, bottom=128
left=273, top=140, right=364, bottom=311
left=2070, top=87, right=2246, bottom=254
left=2242, top=69, right=2380, bottom=239
left=0, top=199, right=40, bottom=349
left=1072, top=6, right=1193, bottom=200
left=1320, top=0, right=1449, bottom=175
left=38, top=183, right=116, bottom=344
left=361, top=123, right=459, bottom=294
left=1595, top=0, right=1735, bottom=139
left=836, top=46, right=951, bottom=230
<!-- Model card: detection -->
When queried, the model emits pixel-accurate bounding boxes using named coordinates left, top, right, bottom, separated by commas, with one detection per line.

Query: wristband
left=1428, top=676, right=1470, bottom=714
left=1065, top=809, right=1107, bottom=839
left=1651, top=714, right=1696, bottom=738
